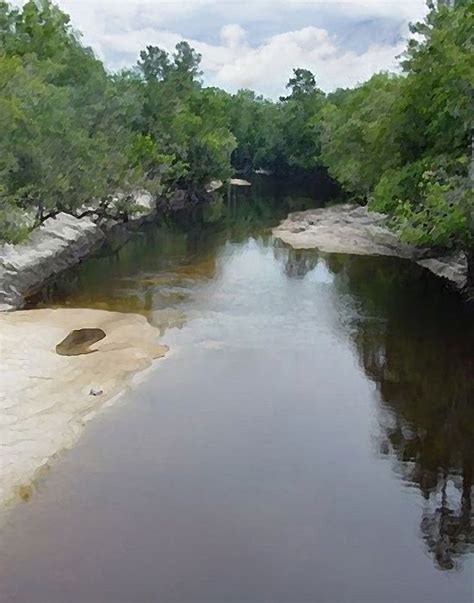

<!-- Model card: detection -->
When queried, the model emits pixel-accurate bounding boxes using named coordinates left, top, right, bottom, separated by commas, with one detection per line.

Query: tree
left=137, top=45, right=170, bottom=82
left=278, top=68, right=326, bottom=170
left=226, top=89, right=284, bottom=172
left=280, top=68, right=318, bottom=101
left=136, top=42, right=235, bottom=189
left=392, top=0, right=474, bottom=284
left=317, top=1, right=473, bottom=285
left=0, top=0, right=143, bottom=232
left=320, top=73, right=402, bottom=199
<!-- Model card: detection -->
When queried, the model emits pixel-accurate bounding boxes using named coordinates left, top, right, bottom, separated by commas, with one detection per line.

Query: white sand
left=0, top=308, right=167, bottom=508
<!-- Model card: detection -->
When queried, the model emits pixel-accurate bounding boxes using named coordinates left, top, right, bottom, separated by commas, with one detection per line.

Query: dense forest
left=0, top=0, right=472, bottom=282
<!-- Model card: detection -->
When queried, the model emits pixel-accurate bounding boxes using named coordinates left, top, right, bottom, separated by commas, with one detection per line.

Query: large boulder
left=417, top=253, right=467, bottom=291
left=165, top=188, right=211, bottom=212
left=0, top=213, right=104, bottom=310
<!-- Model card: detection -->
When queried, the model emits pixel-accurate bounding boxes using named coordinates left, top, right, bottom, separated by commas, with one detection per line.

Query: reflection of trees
left=27, top=223, right=218, bottom=319
left=273, top=243, right=319, bottom=278
left=325, top=253, right=474, bottom=570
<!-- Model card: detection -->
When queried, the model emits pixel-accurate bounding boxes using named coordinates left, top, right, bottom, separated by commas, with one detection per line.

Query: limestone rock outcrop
left=0, top=213, right=104, bottom=311
left=273, top=204, right=468, bottom=291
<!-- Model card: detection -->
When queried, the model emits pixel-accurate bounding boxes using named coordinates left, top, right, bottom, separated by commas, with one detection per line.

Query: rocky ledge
left=0, top=190, right=157, bottom=311
left=0, top=213, right=104, bottom=311
left=0, top=308, right=168, bottom=508
left=273, top=204, right=468, bottom=292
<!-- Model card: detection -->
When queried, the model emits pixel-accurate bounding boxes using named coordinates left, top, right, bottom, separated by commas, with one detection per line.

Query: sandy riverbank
left=0, top=308, right=167, bottom=509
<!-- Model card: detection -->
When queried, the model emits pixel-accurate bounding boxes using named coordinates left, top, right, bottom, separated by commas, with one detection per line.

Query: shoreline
left=0, top=182, right=230, bottom=312
left=273, top=204, right=469, bottom=296
left=0, top=308, right=168, bottom=510
left=0, top=190, right=159, bottom=312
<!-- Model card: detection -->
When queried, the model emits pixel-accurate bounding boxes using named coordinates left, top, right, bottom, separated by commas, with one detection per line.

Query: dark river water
left=1, top=178, right=473, bottom=602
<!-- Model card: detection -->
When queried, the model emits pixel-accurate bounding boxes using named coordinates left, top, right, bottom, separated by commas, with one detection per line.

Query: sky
left=28, top=1, right=429, bottom=98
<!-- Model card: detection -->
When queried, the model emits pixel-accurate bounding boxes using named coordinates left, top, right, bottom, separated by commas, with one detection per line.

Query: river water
left=1, top=179, right=473, bottom=602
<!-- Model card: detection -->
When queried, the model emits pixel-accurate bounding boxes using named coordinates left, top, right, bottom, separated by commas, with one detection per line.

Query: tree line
left=0, top=0, right=472, bottom=284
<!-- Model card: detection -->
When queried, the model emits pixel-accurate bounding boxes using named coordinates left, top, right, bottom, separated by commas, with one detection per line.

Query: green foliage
left=0, top=0, right=144, bottom=231
left=392, top=161, right=473, bottom=250
left=0, top=0, right=472, bottom=273
left=136, top=44, right=235, bottom=189
left=320, top=73, right=402, bottom=196
left=225, top=68, right=327, bottom=174
left=0, top=199, right=31, bottom=242
left=399, top=0, right=473, bottom=161
left=225, top=89, right=284, bottom=172
left=369, top=162, right=426, bottom=214
left=318, top=1, right=473, bottom=274
left=278, top=68, right=326, bottom=170
left=280, top=68, right=319, bottom=101
left=395, top=181, right=471, bottom=249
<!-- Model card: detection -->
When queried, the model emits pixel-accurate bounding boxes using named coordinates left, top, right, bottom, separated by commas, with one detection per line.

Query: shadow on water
left=275, top=244, right=474, bottom=571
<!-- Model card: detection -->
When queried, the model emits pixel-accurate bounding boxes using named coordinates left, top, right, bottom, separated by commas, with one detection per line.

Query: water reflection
left=27, top=178, right=473, bottom=574
left=278, top=247, right=474, bottom=570
left=273, top=244, right=320, bottom=278
left=27, top=176, right=320, bottom=326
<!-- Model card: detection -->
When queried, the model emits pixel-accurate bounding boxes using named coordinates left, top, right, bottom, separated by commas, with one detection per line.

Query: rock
left=230, top=178, right=252, bottom=186
left=273, top=204, right=468, bottom=292
left=417, top=253, right=467, bottom=290
left=129, top=189, right=156, bottom=223
left=107, top=189, right=156, bottom=223
left=76, top=199, right=101, bottom=216
left=56, top=327, right=106, bottom=356
left=0, top=188, right=158, bottom=311
left=205, top=179, right=223, bottom=193
left=0, top=213, right=104, bottom=310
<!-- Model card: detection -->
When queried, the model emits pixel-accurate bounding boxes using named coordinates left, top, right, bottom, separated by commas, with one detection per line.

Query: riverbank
left=273, top=204, right=469, bottom=294
left=0, top=190, right=159, bottom=311
left=0, top=183, right=232, bottom=311
left=0, top=308, right=167, bottom=509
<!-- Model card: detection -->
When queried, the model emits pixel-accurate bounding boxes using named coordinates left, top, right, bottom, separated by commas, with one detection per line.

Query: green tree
left=320, top=73, right=402, bottom=199
left=278, top=68, right=326, bottom=170
left=392, top=0, right=474, bottom=283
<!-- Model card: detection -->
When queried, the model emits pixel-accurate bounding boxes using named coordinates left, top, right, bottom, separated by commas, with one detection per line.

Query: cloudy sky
left=44, top=1, right=428, bottom=97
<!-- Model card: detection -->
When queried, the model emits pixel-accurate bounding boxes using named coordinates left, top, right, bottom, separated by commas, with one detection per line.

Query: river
left=1, top=177, right=473, bottom=602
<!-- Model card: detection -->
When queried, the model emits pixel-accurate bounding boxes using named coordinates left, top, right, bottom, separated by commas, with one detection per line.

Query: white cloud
left=220, top=24, right=247, bottom=49
left=197, top=25, right=406, bottom=96
left=12, top=0, right=428, bottom=97
left=310, top=0, right=427, bottom=21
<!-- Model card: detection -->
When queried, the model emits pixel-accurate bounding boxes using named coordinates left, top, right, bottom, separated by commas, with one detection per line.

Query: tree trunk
left=467, top=248, right=474, bottom=289
left=467, top=126, right=473, bottom=289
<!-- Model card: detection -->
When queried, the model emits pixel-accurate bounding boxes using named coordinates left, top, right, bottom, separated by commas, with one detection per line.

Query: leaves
left=0, top=0, right=472, bottom=262
left=318, top=1, right=473, bottom=257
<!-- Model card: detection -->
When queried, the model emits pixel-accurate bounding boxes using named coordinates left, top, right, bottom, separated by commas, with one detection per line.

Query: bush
left=369, top=162, right=425, bottom=214
left=394, top=181, right=471, bottom=250
left=0, top=200, right=33, bottom=243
